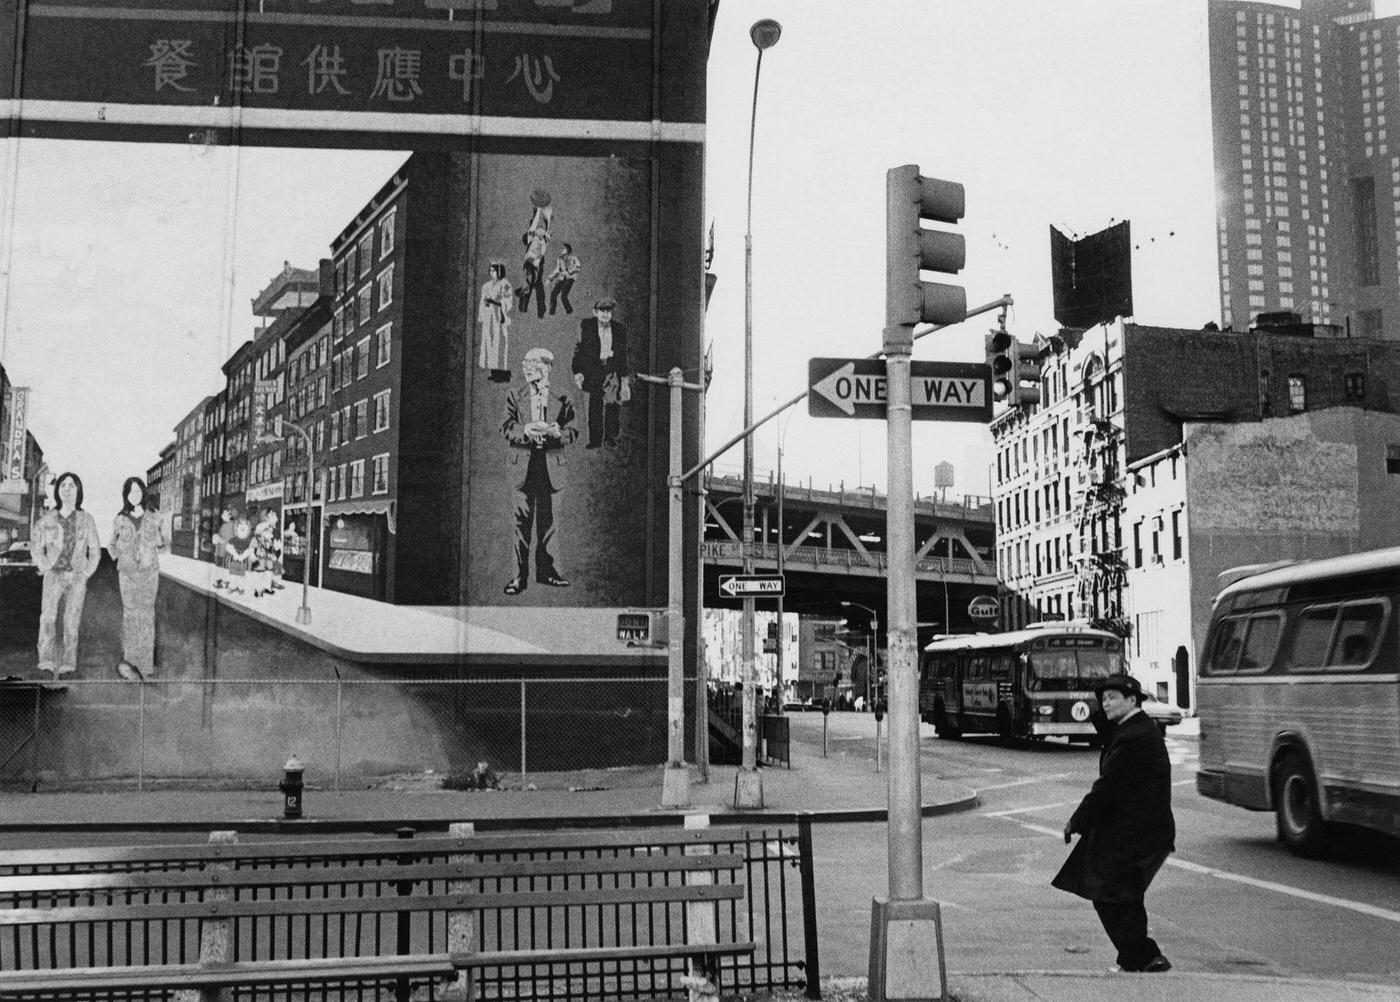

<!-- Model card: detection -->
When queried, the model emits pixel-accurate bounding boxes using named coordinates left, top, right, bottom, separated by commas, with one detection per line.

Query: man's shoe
left=56, top=664, right=76, bottom=676
left=117, top=661, right=145, bottom=683
left=1141, top=955, right=1172, bottom=973
left=504, top=577, right=526, bottom=595
left=541, top=575, right=570, bottom=587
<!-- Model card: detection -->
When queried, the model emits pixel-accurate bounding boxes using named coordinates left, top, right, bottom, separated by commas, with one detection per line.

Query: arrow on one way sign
left=807, top=358, right=991, bottom=422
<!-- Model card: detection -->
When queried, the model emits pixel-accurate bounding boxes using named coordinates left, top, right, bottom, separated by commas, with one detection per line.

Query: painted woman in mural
left=516, top=189, right=553, bottom=319
left=32, top=472, right=102, bottom=678
left=111, top=476, right=169, bottom=682
left=478, top=259, right=514, bottom=382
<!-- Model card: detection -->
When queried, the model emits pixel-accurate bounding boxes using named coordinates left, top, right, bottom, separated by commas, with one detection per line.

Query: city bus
left=919, top=623, right=1125, bottom=743
left=1195, top=547, right=1400, bottom=858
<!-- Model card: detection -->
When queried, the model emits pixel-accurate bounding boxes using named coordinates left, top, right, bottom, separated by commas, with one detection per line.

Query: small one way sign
left=807, top=358, right=991, bottom=422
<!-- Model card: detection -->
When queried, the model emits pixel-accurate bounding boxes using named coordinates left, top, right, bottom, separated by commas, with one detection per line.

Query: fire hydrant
left=279, top=755, right=305, bottom=819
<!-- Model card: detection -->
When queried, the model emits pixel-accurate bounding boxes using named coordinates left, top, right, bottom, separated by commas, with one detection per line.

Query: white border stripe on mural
left=31, top=4, right=653, bottom=40
left=8, top=101, right=705, bottom=143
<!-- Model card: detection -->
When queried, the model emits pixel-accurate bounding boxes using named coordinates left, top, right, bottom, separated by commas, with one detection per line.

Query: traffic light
left=985, top=328, right=1014, bottom=401
left=983, top=333, right=1042, bottom=407
left=885, top=165, right=966, bottom=347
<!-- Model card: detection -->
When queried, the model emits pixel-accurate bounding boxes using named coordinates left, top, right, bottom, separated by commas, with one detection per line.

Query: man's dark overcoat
left=1052, top=710, right=1175, bottom=903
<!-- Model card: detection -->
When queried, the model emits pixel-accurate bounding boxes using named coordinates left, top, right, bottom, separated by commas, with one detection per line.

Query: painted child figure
left=225, top=517, right=255, bottom=594
left=212, top=508, right=234, bottom=589
left=251, top=519, right=277, bottom=598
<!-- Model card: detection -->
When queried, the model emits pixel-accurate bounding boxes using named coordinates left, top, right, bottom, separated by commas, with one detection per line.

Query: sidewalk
left=2, top=718, right=1392, bottom=1002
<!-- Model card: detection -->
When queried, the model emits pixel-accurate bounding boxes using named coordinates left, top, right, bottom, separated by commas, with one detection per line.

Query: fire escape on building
left=1073, top=416, right=1129, bottom=638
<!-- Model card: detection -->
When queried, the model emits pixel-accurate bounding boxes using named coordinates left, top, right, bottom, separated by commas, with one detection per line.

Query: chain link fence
left=1, top=674, right=701, bottom=791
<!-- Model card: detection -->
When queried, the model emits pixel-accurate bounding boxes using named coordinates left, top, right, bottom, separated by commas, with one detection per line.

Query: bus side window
left=1287, top=604, right=1339, bottom=673
left=1209, top=618, right=1245, bottom=674
left=1238, top=612, right=1283, bottom=673
left=990, top=655, right=1012, bottom=680
left=1327, top=599, right=1386, bottom=670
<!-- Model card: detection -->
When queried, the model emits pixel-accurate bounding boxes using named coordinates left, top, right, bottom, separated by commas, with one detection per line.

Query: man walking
left=1053, top=673, right=1174, bottom=973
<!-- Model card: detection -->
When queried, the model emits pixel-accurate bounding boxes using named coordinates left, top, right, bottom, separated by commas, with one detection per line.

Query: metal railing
left=0, top=822, right=819, bottom=1002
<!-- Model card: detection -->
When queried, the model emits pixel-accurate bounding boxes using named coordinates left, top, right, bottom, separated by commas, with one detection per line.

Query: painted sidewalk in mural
left=0, top=553, right=662, bottom=672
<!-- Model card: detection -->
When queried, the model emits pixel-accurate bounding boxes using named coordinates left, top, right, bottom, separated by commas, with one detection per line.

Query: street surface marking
left=985, top=801, right=1079, bottom=817
left=991, top=815, right=1400, bottom=925
left=977, top=773, right=1075, bottom=793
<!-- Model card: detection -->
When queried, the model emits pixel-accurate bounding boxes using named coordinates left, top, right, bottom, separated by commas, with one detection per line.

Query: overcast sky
left=5, top=0, right=1382, bottom=527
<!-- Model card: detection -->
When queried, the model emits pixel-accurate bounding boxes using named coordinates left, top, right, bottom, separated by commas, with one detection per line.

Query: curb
left=0, top=791, right=983, bottom=835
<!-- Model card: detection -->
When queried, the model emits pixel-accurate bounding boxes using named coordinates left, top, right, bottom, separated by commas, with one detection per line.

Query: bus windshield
left=1026, top=640, right=1122, bottom=691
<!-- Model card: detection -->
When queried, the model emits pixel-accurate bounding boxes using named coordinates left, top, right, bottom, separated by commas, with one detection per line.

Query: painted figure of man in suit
left=571, top=297, right=630, bottom=449
left=500, top=346, right=578, bottom=595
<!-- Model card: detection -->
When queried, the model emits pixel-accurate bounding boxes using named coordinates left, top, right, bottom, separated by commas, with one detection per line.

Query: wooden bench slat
left=0, top=892, right=475, bottom=927
left=0, top=851, right=747, bottom=896
left=0, top=827, right=772, bottom=870
left=451, top=941, right=757, bottom=968
left=0, top=880, right=742, bottom=927
left=0, top=953, right=457, bottom=992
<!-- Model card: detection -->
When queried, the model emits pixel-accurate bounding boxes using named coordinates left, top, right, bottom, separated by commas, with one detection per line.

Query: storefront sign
left=1, top=386, right=28, bottom=489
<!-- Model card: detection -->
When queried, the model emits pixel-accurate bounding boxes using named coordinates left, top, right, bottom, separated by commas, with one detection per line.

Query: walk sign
left=719, top=574, right=785, bottom=598
left=807, top=358, right=991, bottom=422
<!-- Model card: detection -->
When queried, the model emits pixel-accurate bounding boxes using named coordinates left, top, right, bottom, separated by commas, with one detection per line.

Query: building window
left=358, top=233, right=373, bottom=276
left=376, top=323, right=392, bottom=367
left=1345, top=371, right=1366, bottom=400
left=1288, top=374, right=1307, bottom=412
left=379, top=209, right=396, bottom=258
left=357, top=285, right=372, bottom=325
left=373, top=390, right=390, bottom=432
left=372, top=453, right=389, bottom=494
left=1388, top=445, right=1400, bottom=474
left=345, top=246, right=356, bottom=284
left=329, top=410, right=341, bottom=449
left=354, top=399, right=369, bottom=438
left=357, top=336, right=371, bottom=379
left=377, top=266, right=394, bottom=311
left=1171, top=510, right=1182, bottom=560
left=350, top=459, right=365, bottom=497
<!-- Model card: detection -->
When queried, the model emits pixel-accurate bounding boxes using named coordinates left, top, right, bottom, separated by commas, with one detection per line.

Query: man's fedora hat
left=1093, top=673, right=1145, bottom=702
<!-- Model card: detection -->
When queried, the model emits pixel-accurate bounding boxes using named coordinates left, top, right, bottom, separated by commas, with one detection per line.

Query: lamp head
left=750, top=18, right=782, bottom=51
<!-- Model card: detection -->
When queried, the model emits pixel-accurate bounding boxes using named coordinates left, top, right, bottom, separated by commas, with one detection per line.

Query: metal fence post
left=797, top=815, right=822, bottom=1000
left=519, top=679, right=527, bottom=783
left=137, top=680, right=146, bottom=792
left=333, top=673, right=343, bottom=791
left=395, top=826, right=415, bottom=1002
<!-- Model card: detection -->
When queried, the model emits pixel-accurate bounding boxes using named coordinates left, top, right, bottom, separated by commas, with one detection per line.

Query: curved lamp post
left=735, top=17, right=781, bottom=810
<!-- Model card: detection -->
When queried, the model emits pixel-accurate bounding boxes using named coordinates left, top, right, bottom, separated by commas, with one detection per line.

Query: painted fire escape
left=1074, top=417, right=1129, bottom=637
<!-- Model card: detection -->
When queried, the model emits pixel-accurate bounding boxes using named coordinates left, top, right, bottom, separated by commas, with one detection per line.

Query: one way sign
left=806, top=358, right=991, bottom=422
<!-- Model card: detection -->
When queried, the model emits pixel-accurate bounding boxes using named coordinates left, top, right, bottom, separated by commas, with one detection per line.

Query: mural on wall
left=464, top=154, right=654, bottom=608
left=0, top=0, right=708, bottom=784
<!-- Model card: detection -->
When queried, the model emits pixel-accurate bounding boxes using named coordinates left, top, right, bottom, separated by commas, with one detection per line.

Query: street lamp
left=736, top=16, right=781, bottom=811
left=840, top=600, right=879, bottom=709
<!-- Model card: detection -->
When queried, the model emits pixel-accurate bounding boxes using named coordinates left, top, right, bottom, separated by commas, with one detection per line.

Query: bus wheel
left=934, top=703, right=961, bottom=740
left=1274, top=753, right=1330, bottom=858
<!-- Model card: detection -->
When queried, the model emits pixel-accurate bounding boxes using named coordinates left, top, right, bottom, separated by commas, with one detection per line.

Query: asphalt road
left=798, top=711, right=1400, bottom=986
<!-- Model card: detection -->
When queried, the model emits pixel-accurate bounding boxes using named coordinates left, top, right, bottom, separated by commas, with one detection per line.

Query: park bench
left=0, top=822, right=757, bottom=1001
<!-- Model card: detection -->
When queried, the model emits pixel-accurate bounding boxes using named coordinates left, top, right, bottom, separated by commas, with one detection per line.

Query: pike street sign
left=719, top=574, right=785, bottom=598
left=807, top=358, right=991, bottom=422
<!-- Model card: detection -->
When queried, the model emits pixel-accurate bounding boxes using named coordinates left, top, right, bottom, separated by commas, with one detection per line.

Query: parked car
left=1140, top=691, right=1184, bottom=735
left=0, top=540, right=35, bottom=576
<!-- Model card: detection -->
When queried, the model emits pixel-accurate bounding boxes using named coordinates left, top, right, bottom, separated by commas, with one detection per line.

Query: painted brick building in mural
left=991, top=316, right=1400, bottom=707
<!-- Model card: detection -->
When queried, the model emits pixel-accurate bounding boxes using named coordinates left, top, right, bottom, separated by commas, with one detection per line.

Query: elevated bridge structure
left=701, top=471, right=998, bottom=634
